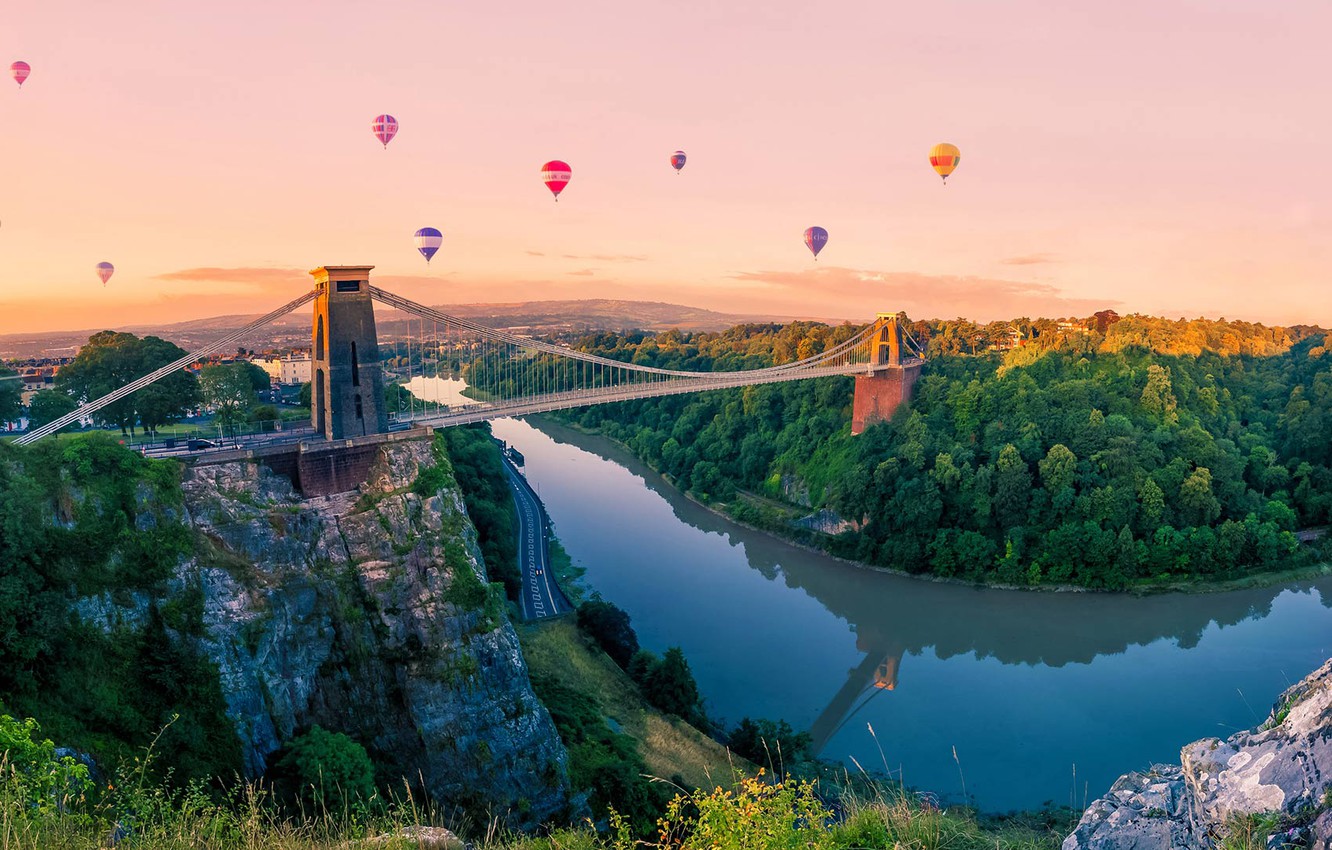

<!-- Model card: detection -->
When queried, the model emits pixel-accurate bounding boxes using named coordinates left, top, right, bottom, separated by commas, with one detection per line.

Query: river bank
left=541, top=416, right=1332, bottom=597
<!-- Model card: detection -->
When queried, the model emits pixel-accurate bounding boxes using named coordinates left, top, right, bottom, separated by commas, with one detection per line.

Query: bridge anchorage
left=15, top=265, right=925, bottom=453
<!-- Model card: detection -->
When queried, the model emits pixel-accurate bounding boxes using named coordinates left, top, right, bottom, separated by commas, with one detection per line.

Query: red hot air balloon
left=95, top=262, right=115, bottom=286
left=804, top=226, right=828, bottom=260
left=10, top=61, right=30, bottom=89
left=541, top=160, right=571, bottom=201
left=372, top=114, right=398, bottom=148
left=670, top=150, right=686, bottom=173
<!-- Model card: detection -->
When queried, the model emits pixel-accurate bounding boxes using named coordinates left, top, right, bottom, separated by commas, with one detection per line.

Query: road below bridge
left=501, top=450, right=570, bottom=621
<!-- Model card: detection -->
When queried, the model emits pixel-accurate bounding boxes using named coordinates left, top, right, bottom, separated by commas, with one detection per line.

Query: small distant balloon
left=541, top=160, right=572, bottom=201
left=372, top=114, right=398, bottom=148
left=929, top=142, right=960, bottom=184
left=804, top=226, right=828, bottom=260
left=670, top=150, right=686, bottom=173
left=10, top=61, right=30, bottom=89
left=95, top=262, right=114, bottom=286
left=414, top=227, right=443, bottom=263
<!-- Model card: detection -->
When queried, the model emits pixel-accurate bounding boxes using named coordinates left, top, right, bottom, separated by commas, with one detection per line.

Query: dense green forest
left=551, top=314, right=1332, bottom=589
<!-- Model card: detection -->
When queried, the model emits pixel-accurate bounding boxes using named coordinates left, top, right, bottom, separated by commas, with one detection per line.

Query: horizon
left=3, top=1, right=1330, bottom=334
left=6, top=296, right=1324, bottom=358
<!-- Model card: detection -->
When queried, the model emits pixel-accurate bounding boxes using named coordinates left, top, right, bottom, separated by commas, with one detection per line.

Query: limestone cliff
left=1064, top=657, right=1332, bottom=849
left=80, top=437, right=571, bottom=824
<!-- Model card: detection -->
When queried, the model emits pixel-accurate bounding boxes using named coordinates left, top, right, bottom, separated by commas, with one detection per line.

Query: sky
left=2, top=0, right=1330, bottom=334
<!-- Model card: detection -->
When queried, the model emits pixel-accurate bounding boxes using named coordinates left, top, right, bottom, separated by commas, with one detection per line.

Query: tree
left=26, top=390, right=79, bottom=432
left=298, top=381, right=313, bottom=408
left=273, top=726, right=374, bottom=815
left=56, top=331, right=143, bottom=434
left=242, top=361, right=272, bottom=393
left=1038, top=444, right=1077, bottom=493
left=53, top=332, right=196, bottom=435
left=1137, top=477, right=1166, bottom=533
left=1140, top=364, right=1179, bottom=425
left=994, top=444, right=1032, bottom=529
left=577, top=599, right=639, bottom=669
left=134, top=336, right=199, bottom=435
left=0, top=373, right=19, bottom=425
left=200, top=364, right=258, bottom=436
left=642, top=647, right=702, bottom=722
left=1179, top=468, right=1222, bottom=526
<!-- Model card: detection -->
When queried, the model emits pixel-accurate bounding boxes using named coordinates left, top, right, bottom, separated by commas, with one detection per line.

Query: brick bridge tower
left=310, top=265, right=388, bottom=439
left=850, top=312, right=924, bottom=435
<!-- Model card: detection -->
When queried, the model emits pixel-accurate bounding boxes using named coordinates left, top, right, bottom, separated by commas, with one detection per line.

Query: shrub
left=576, top=600, right=639, bottom=669
left=0, top=714, right=91, bottom=816
left=727, top=717, right=813, bottom=768
left=272, top=726, right=375, bottom=817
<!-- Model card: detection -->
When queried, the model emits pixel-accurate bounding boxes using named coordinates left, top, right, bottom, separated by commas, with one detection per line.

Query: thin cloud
left=156, top=266, right=308, bottom=285
left=566, top=269, right=597, bottom=277
left=723, top=267, right=1119, bottom=322
left=999, top=253, right=1058, bottom=266
left=560, top=253, right=648, bottom=263
left=525, top=250, right=546, bottom=257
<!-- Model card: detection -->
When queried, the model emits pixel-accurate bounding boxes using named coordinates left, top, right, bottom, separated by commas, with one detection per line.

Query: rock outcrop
left=1064, top=657, right=1332, bottom=849
left=79, top=437, right=571, bottom=826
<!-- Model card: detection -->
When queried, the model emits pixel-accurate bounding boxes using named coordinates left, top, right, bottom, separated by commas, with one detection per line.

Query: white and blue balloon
left=414, top=227, right=443, bottom=263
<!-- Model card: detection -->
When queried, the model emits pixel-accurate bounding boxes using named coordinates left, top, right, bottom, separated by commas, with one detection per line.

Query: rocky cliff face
left=1065, top=657, right=1332, bottom=849
left=80, top=437, right=571, bottom=825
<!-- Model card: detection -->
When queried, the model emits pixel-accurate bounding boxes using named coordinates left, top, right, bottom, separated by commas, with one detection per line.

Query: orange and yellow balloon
left=929, top=143, right=960, bottom=184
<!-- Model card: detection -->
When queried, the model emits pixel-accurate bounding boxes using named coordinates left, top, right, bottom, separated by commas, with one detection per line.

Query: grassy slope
left=516, top=618, right=738, bottom=790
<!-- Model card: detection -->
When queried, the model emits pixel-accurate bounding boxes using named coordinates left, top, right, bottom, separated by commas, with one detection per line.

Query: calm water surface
left=484, top=415, right=1332, bottom=812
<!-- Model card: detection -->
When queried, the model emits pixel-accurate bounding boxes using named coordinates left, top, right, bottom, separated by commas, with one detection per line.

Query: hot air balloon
left=372, top=114, right=398, bottom=148
left=95, top=262, right=115, bottom=286
left=670, top=150, right=686, bottom=173
left=541, top=160, right=571, bottom=201
left=10, top=61, right=30, bottom=89
left=929, top=143, right=960, bottom=184
left=804, top=227, right=828, bottom=260
left=414, top=227, right=443, bottom=263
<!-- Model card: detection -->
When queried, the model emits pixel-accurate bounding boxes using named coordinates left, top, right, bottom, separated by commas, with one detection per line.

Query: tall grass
left=3, top=713, right=1060, bottom=849
left=0, top=769, right=1063, bottom=850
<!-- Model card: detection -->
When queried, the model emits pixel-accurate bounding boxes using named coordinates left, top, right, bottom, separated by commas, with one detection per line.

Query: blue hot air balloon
left=803, top=226, right=828, bottom=260
left=414, top=227, right=443, bottom=263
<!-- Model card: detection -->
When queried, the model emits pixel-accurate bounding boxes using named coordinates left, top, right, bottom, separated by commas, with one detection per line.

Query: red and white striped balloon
left=541, top=160, right=571, bottom=201
left=371, top=114, right=398, bottom=148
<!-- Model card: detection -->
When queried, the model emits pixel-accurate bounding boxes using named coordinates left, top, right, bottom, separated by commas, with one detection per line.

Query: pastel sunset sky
left=2, top=0, right=1328, bottom=334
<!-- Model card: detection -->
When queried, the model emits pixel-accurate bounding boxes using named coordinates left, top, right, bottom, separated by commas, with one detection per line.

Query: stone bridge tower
left=851, top=312, right=923, bottom=435
left=310, top=265, right=388, bottom=439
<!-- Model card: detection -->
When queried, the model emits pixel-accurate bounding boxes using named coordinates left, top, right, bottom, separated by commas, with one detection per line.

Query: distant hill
left=0, top=300, right=839, bottom=359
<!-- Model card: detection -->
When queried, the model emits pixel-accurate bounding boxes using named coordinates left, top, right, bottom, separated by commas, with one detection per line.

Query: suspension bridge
left=16, top=265, right=924, bottom=449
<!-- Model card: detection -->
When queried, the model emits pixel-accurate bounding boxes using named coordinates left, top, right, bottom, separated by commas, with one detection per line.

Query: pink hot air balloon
left=541, top=160, right=571, bottom=201
left=95, top=262, right=114, bottom=286
left=10, top=61, right=30, bottom=89
left=372, top=114, right=398, bottom=148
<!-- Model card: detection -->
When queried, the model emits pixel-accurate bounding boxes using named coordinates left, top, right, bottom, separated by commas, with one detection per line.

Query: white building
left=252, top=354, right=312, bottom=385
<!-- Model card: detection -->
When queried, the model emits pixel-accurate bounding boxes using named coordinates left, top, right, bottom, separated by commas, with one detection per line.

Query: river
left=480, top=414, right=1332, bottom=813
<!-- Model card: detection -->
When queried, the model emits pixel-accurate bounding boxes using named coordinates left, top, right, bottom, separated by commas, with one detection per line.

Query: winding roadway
left=501, top=450, right=570, bottom=621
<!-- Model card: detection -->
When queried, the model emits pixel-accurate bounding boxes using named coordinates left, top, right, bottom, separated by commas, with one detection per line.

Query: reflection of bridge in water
left=18, top=265, right=924, bottom=446
left=523, top=419, right=1332, bottom=755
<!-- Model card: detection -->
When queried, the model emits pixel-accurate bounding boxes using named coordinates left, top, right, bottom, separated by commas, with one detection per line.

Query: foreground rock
left=1064, top=657, right=1332, bottom=849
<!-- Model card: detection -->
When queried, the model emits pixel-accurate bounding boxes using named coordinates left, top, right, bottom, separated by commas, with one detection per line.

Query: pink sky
left=2, top=0, right=1329, bottom=334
